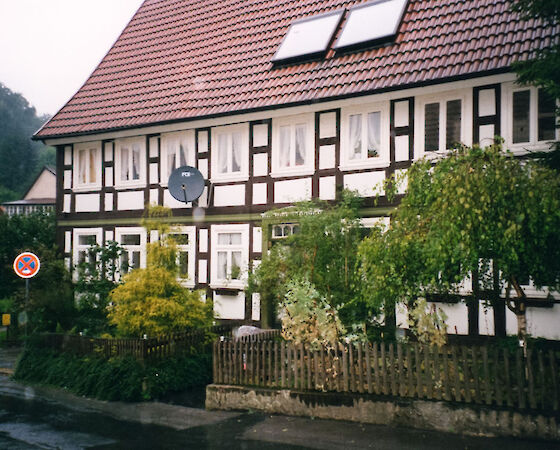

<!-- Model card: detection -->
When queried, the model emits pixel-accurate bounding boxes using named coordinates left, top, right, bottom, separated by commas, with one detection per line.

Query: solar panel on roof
left=334, top=0, right=408, bottom=51
left=272, top=9, right=344, bottom=64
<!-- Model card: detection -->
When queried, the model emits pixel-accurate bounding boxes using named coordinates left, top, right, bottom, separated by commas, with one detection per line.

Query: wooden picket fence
left=213, top=340, right=560, bottom=412
left=36, top=326, right=228, bottom=361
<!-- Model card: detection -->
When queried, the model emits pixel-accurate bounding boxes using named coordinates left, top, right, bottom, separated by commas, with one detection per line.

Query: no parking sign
left=13, top=252, right=41, bottom=279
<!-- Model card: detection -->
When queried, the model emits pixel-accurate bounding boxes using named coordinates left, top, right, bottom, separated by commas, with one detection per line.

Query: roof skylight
left=272, top=10, right=344, bottom=64
left=334, top=0, right=408, bottom=51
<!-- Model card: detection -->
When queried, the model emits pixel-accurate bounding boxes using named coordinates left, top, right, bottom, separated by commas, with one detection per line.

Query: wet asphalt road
left=1, top=390, right=559, bottom=450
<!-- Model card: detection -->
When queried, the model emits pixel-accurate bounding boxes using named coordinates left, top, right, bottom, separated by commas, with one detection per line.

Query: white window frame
left=503, top=83, right=559, bottom=155
left=115, top=227, right=147, bottom=274
left=210, top=123, right=249, bottom=183
left=160, top=130, right=196, bottom=186
left=416, top=92, right=469, bottom=159
left=73, top=142, right=102, bottom=191
left=167, top=226, right=196, bottom=288
left=271, top=114, right=315, bottom=177
left=210, top=224, right=249, bottom=289
left=115, top=137, right=146, bottom=189
left=72, top=228, right=103, bottom=272
left=340, top=102, right=390, bottom=170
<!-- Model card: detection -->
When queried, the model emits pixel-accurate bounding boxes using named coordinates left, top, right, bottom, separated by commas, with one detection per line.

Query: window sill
left=507, top=142, right=556, bottom=156
left=114, top=180, right=147, bottom=190
left=210, top=173, right=249, bottom=184
left=210, top=281, right=245, bottom=291
left=339, top=159, right=390, bottom=171
left=270, top=167, right=315, bottom=178
left=72, top=184, right=102, bottom=193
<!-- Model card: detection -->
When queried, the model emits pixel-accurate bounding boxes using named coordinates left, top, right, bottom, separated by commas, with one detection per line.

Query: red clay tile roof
left=35, top=0, right=557, bottom=139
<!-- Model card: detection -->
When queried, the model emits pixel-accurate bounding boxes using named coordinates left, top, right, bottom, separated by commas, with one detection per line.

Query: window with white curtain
left=272, top=114, right=314, bottom=176
left=74, top=142, right=101, bottom=189
left=211, top=124, right=249, bottom=182
left=72, top=228, right=103, bottom=277
left=210, top=224, right=249, bottom=289
left=115, top=138, right=145, bottom=187
left=341, top=103, right=389, bottom=169
left=161, top=131, right=196, bottom=184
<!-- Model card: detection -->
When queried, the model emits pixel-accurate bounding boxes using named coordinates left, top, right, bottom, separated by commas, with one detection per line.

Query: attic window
left=272, top=9, right=344, bottom=64
left=334, top=0, right=408, bottom=52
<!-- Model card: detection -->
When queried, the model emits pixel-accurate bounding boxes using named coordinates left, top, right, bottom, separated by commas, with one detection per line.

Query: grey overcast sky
left=0, top=0, right=144, bottom=116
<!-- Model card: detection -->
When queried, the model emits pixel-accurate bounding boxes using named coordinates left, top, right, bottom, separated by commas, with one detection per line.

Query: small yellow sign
left=2, top=314, right=10, bottom=326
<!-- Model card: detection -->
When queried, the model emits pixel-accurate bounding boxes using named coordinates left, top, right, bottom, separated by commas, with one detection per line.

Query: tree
left=0, top=83, right=54, bottom=201
left=0, top=211, right=75, bottom=333
left=74, top=241, right=125, bottom=335
left=108, top=206, right=213, bottom=337
left=510, top=0, right=560, bottom=169
left=249, top=191, right=367, bottom=335
left=358, top=143, right=560, bottom=346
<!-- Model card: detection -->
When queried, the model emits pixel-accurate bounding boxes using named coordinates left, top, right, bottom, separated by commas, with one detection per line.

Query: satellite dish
left=168, top=166, right=205, bottom=203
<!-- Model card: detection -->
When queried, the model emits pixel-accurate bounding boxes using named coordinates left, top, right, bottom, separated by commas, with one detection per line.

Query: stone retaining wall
left=206, top=384, right=560, bottom=441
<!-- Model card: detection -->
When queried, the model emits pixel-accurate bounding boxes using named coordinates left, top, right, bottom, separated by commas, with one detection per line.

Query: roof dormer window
left=334, top=0, right=408, bottom=52
left=272, top=9, right=344, bottom=65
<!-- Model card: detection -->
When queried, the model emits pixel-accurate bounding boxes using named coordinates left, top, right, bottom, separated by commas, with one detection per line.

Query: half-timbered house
left=34, top=0, right=559, bottom=338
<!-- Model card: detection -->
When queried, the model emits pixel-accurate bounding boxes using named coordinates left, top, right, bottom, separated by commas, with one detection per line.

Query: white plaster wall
left=198, top=259, right=207, bottom=283
left=395, top=135, right=409, bottom=162
left=527, top=305, right=560, bottom=340
left=478, top=302, right=495, bottom=336
left=149, top=137, right=158, bottom=158
left=199, top=229, right=208, bottom=252
left=479, top=124, right=495, bottom=147
left=104, top=142, right=114, bottom=161
left=75, top=193, right=100, bottom=212
left=396, top=302, right=409, bottom=329
left=253, top=154, right=268, bottom=176
left=252, top=293, right=261, bottom=321
left=214, top=184, right=245, bottom=207
left=64, top=231, right=71, bottom=253
left=198, top=159, right=209, bottom=179
left=394, top=100, right=409, bottom=127
left=149, top=163, right=159, bottom=184
left=214, top=292, right=245, bottom=320
left=506, top=307, right=518, bottom=336
left=118, top=190, right=145, bottom=210
left=149, top=189, right=158, bottom=205
left=63, top=194, right=71, bottom=213
left=163, top=189, right=191, bottom=209
left=253, top=226, right=262, bottom=253
left=319, top=112, right=336, bottom=138
left=343, top=171, right=385, bottom=197
left=64, top=146, right=72, bottom=165
left=64, top=170, right=72, bottom=190
left=478, top=89, right=496, bottom=117
left=274, top=178, right=312, bottom=203
left=105, top=193, right=113, bottom=211
left=319, top=145, right=336, bottom=169
left=394, top=169, right=408, bottom=194
left=105, top=168, right=113, bottom=187
left=253, top=183, right=267, bottom=205
left=319, top=176, right=336, bottom=200
left=437, top=302, right=469, bottom=335
left=253, top=124, right=268, bottom=147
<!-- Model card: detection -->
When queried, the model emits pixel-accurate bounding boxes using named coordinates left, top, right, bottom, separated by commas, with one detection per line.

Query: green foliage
left=249, top=191, right=365, bottom=331
left=74, top=241, right=125, bottom=336
left=0, top=83, right=53, bottom=199
left=408, top=298, right=448, bottom=347
left=358, top=144, right=560, bottom=342
left=109, top=205, right=213, bottom=337
left=280, top=278, right=345, bottom=349
left=14, top=339, right=212, bottom=402
left=0, top=211, right=75, bottom=333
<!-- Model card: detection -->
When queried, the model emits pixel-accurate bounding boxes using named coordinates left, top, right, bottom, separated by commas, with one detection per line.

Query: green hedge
left=14, top=347, right=212, bottom=402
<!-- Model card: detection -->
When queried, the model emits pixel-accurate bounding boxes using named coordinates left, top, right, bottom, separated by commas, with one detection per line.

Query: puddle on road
left=0, top=422, right=115, bottom=449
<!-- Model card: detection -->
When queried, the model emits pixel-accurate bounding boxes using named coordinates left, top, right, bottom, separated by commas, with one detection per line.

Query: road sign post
left=13, top=252, right=40, bottom=336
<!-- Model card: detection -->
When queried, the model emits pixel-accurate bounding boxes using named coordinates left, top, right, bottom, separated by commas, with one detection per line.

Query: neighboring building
left=2, top=166, right=56, bottom=216
left=34, top=0, right=558, bottom=337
